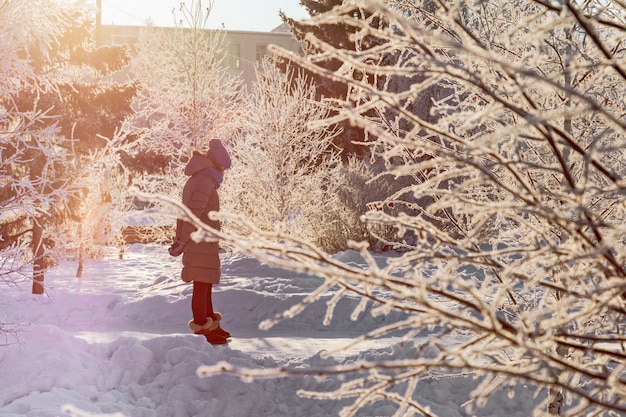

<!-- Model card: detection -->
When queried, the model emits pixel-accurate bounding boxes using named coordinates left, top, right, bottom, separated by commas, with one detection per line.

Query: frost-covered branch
left=190, top=0, right=626, bottom=415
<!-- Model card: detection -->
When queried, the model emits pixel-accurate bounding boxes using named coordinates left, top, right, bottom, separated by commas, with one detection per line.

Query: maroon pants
left=192, top=281, right=215, bottom=325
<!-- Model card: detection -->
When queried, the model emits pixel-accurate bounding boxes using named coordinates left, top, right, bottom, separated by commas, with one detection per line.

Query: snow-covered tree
left=120, top=0, right=243, bottom=243
left=222, top=61, right=354, bottom=251
left=185, top=0, right=626, bottom=416
left=125, top=0, right=242, bottom=158
left=1, top=0, right=82, bottom=293
left=45, top=43, right=135, bottom=278
left=1, top=0, right=135, bottom=292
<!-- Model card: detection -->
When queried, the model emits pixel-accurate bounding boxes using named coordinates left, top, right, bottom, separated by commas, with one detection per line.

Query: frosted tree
left=183, top=0, right=626, bottom=416
left=0, top=1, right=84, bottom=345
left=127, top=0, right=240, bottom=154
left=1, top=0, right=135, bottom=294
left=46, top=45, right=135, bottom=278
left=120, top=0, right=242, bottom=242
left=0, top=0, right=85, bottom=293
left=4, top=3, right=135, bottom=290
left=221, top=61, right=357, bottom=251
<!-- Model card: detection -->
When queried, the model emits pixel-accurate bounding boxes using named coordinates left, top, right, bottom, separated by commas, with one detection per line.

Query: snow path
left=75, top=331, right=402, bottom=361
left=0, top=245, right=541, bottom=417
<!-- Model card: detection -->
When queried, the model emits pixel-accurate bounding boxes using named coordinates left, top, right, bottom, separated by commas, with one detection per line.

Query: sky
left=100, top=0, right=311, bottom=32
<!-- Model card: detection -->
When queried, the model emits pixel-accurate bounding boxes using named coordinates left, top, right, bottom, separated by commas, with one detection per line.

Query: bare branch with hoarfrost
left=191, top=0, right=626, bottom=415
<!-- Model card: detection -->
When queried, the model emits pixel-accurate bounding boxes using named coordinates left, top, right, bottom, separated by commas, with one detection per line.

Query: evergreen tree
left=279, top=0, right=386, bottom=156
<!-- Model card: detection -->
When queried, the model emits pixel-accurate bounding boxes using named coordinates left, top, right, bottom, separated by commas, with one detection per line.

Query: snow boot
left=188, top=319, right=228, bottom=345
left=212, top=312, right=231, bottom=339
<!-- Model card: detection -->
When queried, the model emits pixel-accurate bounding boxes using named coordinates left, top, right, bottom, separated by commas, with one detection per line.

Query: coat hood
left=205, top=139, right=231, bottom=171
left=184, top=154, right=215, bottom=176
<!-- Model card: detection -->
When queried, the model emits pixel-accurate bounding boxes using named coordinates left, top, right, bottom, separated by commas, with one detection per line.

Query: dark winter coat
left=176, top=154, right=222, bottom=284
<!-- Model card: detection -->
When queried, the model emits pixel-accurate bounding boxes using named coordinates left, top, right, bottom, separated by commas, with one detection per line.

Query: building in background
left=98, top=23, right=303, bottom=88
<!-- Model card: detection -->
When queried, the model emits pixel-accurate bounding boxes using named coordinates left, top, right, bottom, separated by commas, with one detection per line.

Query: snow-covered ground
left=0, top=244, right=538, bottom=417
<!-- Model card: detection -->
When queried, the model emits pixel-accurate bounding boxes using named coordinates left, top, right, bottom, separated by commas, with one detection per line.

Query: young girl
left=169, top=139, right=231, bottom=345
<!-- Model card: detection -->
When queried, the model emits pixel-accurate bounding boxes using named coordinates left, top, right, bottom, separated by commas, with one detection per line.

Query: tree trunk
left=547, top=28, right=574, bottom=415
left=31, top=219, right=45, bottom=294
left=548, top=388, right=564, bottom=415
left=29, top=150, right=48, bottom=294
left=76, top=221, right=84, bottom=278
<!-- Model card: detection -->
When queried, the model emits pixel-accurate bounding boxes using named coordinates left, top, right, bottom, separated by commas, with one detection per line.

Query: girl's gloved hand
left=168, top=238, right=185, bottom=257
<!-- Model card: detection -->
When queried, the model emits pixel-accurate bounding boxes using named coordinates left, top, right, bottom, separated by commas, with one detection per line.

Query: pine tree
left=279, top=0, right=386, bottom=156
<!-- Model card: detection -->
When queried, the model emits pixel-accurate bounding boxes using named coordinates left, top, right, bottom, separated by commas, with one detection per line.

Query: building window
left=256, top=44, right=267, bottom=64
left=229, top=43, right=241, bottom=69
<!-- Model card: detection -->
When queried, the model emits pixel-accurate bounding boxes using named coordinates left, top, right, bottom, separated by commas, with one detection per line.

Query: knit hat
left=206, top=139, right=231, bottom=171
